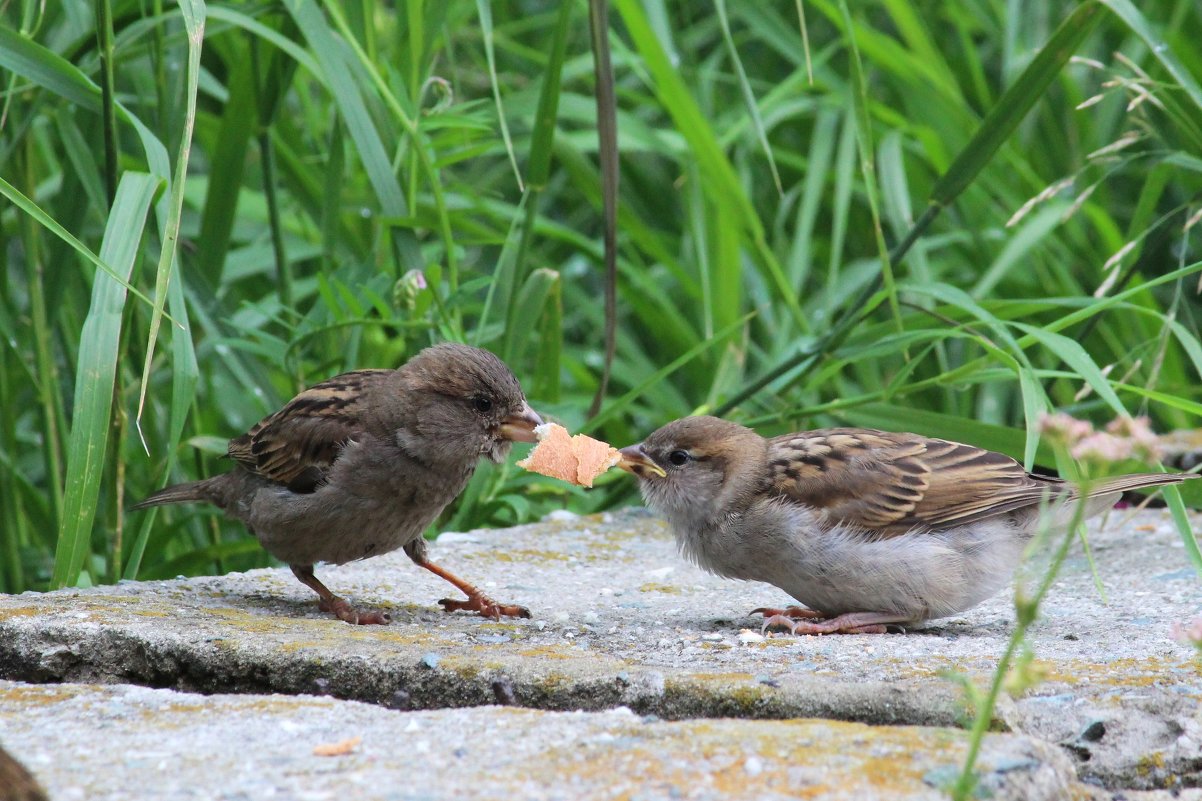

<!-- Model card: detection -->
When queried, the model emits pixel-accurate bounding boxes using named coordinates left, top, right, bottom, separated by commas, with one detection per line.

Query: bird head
left=399, top=343, right=542, bottom=464
left=617, top=416, right=767, bottom=520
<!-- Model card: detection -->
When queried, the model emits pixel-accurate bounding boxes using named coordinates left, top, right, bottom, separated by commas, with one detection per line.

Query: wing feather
left=766, top=428, right=1063, bottom=534
left=226, top=370, right=390, bottom=491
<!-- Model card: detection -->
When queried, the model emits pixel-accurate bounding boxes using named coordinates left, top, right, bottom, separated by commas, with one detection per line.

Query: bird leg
left=756, top=608, right=904, bottom=635
left=289, top=564, right=391, bottom=625
left=411, top=557, right=531, bottom=620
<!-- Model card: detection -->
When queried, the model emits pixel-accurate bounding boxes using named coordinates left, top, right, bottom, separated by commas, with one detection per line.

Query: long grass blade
left=587, top=0, right=619, bottom=418
left=135, top=0, right=206, bottom=451
left=51, top=172, right=159, bottom=588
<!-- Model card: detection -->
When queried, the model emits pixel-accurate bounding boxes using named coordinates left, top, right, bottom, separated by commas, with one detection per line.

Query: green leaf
left=1012, top=323, right=1128, bottom=418
left=929, top=2, right=1105, bottom=206
left=475, top=0, right=523, bottom=190
left=135, top=0, right=207, bottom=449
left=52, top=172, right=159, bottom=588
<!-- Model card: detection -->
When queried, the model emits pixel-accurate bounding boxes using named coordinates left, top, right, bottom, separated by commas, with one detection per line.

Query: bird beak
left=498, top=404, right=543, bottom=443
left=617, top=444, right=666, bottom=478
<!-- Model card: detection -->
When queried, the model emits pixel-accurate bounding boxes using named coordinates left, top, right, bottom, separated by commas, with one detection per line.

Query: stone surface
left=0, top=680, right=1077, bottom=801
left=1, top=507, right=1200, bottom=791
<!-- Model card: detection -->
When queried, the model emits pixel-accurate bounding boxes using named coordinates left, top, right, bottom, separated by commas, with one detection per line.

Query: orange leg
left=290, top=564, right=391, bottom=625
left=413, top=558, right=530, bottom=620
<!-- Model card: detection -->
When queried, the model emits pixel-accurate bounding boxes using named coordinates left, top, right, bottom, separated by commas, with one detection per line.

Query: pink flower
left=1070, top=432, right=1133, bottom=463
left=1106, top=416, right=1163, bottom=461
left=1038, top=413, right=1095, bottom=446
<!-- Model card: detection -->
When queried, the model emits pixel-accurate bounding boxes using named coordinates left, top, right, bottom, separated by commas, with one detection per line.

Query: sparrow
left=617, top=415, right=1195, bottom=635
left=134, top=343, right=543, bottom=625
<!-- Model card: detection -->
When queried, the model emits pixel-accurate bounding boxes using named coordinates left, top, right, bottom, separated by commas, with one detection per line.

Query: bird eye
left=668, top=450, right=690, bottom=466
left=473, top=396, right=493, bottom=413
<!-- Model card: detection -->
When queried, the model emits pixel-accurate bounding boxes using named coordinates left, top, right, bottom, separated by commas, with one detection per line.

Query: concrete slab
left=2, top=508, right=1199, bottom=790
left=0, top=680, right=1076, bottom=801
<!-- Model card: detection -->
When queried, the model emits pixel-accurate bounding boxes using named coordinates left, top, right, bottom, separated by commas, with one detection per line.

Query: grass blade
left=135, top=0, right=206, bottom=451
left=715, top=0, right=783, bottom=195
left=52, top=172, right=159, bottom=588
left=475, top=0, right=523, bottom=191
left=587, top=0, right=619, bottom=417
left=929, top=2, right=1104, bottom=206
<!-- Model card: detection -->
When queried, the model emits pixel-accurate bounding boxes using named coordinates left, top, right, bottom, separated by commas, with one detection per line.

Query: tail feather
left=1050, top=471, right=1196, bottom=527
left=1076, top=472, right=1196, bottom=498
left=131, top=479, right=218, bottom=510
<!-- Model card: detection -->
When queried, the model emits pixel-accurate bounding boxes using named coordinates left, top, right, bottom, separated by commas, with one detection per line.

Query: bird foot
left=438, top=593, right=531, bottom=620
left=758, top=609, right=898, bottom=635
left=318, top=597, right=392, bottom=625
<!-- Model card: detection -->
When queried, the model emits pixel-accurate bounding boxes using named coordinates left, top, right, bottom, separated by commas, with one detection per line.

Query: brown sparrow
left=134, top=343, right=543, bottom=625
left=618, top=416, right=1195, bottom=634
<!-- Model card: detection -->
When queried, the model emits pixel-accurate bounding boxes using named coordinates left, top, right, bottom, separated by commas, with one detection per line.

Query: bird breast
left=673, top=497, right=1027, bottom=622
left=246, top=437, right=476, bottom=566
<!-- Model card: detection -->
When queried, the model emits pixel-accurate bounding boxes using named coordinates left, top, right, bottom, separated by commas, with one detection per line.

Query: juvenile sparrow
left=618, top=416, right=1195, bottom=634
left=134, top=343, right=543, bottom=625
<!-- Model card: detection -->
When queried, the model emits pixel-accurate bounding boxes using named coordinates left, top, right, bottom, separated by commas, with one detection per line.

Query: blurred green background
left=1, top=0, right=1201, bottom=593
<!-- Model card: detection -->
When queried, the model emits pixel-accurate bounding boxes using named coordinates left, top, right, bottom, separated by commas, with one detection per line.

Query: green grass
left=1, top=0, right=1201, bottom=603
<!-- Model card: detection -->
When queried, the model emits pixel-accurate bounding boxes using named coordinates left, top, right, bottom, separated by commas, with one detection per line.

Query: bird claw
left=760, top=613, right=806, bottom=634
left=318, top=597, right=392, bottom=625
left=758, top=609, right=894, bottom=636
left=438, top=594, right=531, bottom=620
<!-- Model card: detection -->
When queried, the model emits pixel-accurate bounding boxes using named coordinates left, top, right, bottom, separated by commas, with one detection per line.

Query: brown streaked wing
left=766, top=428, right=1065, bottom=535
left=226, top=369, right=389, bottom=489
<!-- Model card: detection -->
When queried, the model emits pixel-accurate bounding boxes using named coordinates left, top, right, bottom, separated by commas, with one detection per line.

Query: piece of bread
left=517, top=423, right=622, bottom=487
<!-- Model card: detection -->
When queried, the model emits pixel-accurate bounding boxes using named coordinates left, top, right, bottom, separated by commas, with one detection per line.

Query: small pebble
left=583, top=612, right=600, bottom=625
left=737, top=630, right=765, bottom=645
left=544, top=509, right=580, bottom=522
left=420, top=653, right=441, bottom=669
left=744, top=756, right=764, bottom=776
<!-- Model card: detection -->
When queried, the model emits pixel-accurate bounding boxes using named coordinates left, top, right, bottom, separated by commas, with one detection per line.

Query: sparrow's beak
left=498, top=404, right=543, bottom=443
left=617, top=444, right=666, bottom=478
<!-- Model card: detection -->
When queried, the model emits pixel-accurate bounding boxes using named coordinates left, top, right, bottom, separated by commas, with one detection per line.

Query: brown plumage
left=619, top=416, right=1194, bottom=634
left=0, top=745, right=47, bottom=801
left=134, top=343, right=543, bottom=625
left=764, top=427, right=1181, bottom=534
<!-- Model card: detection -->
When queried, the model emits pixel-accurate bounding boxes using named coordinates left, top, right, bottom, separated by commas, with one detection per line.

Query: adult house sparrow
left=134, top=343, right=543, bottom=625
left=618, top=416, right=1195, bottom=634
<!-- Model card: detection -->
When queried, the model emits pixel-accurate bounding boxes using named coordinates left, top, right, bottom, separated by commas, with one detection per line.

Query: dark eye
left=668, top=450, right=690, bottom=466
left=473, top=396, right=493, bottom=413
